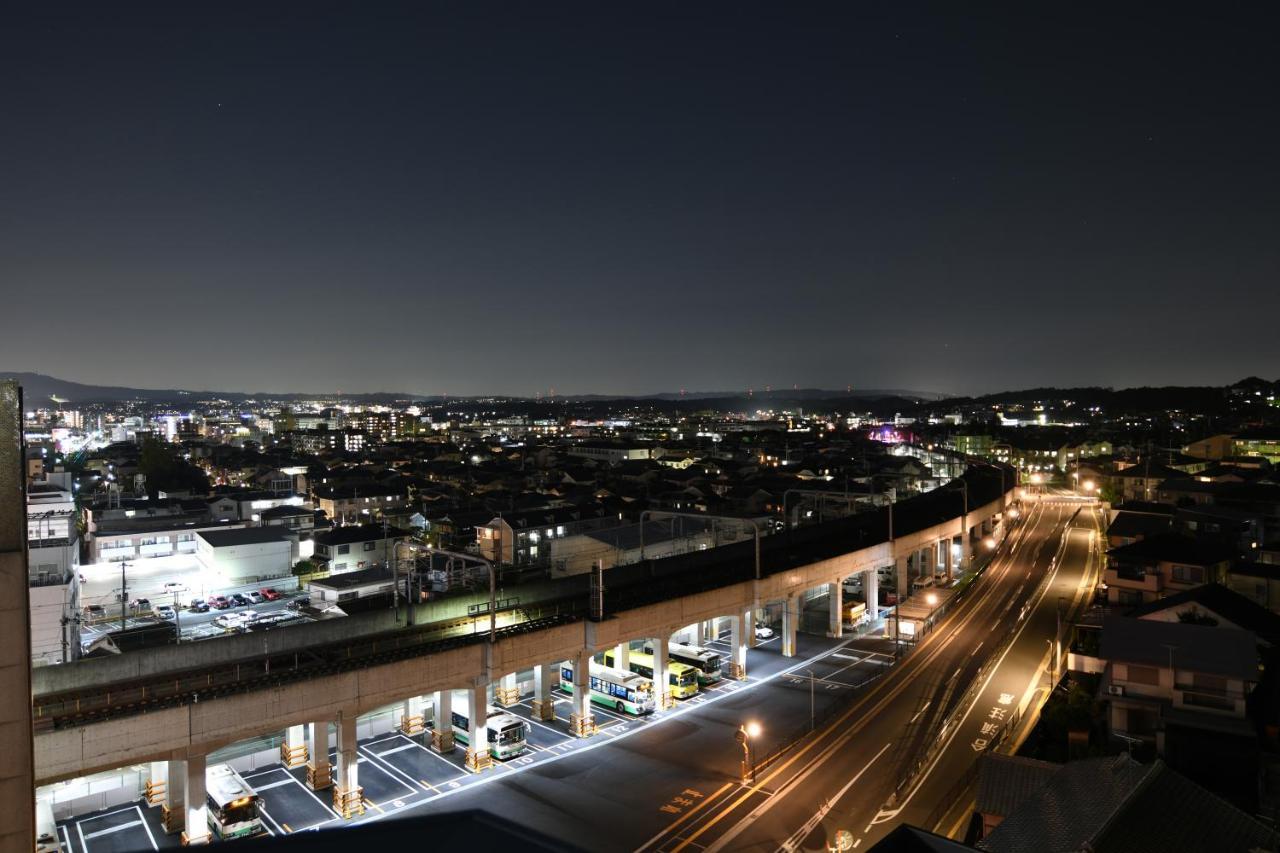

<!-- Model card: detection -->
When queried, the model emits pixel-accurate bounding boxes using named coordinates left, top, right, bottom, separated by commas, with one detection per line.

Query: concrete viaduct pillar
left=306, top=721, right=331, bottom=790
left=570, top=649, right=595, bottom=737
left=828, top=580, right=843, bottom=639
left=729, top=613, right=747, bottom=680
left=399, top=695, right=426, bottom=736
left=431, top=690, right=454, bottom=753
left=613, top=642, right=631, bottom=671
left=182, top=754, right=210, bottom=846
left=495, top=671, right=519, bottom=707
left=531, top=663, right=557, bottom=721
left=782, top=594, right=798, bottom=658
left=464, top=683, right=491, bottom=771
left=865, top=568, right=879, bottom=621
left=653, top=634, right=673, bottom=708
left=281, top=724, right=307, bottom=768
left=896, top=553, right=909, bottom=601
left=146, top=760, right=185, bottom=834
left=333, top=713, right=362, bottom=818
left=944, top=537, right=954, bottom=581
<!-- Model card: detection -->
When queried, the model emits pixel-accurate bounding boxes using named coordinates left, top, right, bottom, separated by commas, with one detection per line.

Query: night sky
left=3, top=3, right=1278, bottom=397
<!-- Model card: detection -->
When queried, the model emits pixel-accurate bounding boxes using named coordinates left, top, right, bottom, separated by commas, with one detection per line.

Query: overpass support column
left=747, top=607, right=760, bottom=648
left=729, top=615, right=747, bottom=680
left=400, top=695, right=426, bottom=736
left=865, top=569, right=879, bottom=624
left=182, top=754, right=210, bottom=846
left=654, top=636, right=673, bottom=708
left=531, top=664, right=557, bottom=721
left=147, top=760, right=185, bottom=834
left=944, top=538, right=954, bottom=581
left=464, top=684, right=492, bottom=771
left=333, top=713, right=362, bottom=818
left=782, top=594, right=798, bottom=658
left=961, top=528, right=972, bottom=573
left=281, top=724, right=308, bottom=768
left=828, top=581, right=844, bottom=638
left=306, top=721, right=331, bottom=790
left=570, top=650, right=596, bottom=737
left=431, top=691, right=455, bottom=753
left=614, top=642, right=631, bottom=671
left=495, top=672, right=520, bottom=707
left=896, top=553, right=909, bottom=601
left=702, top=620, right=716, bottom=643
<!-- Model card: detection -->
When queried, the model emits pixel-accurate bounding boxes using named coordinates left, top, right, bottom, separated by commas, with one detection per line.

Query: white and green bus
left=644, top=641, right=723, bottom=685
left=206, top=763, right=266, bottom=840
left=450, top=693, right=530, bottom=760
left=559, top=660, right=655, bottom=715
left=601, top=649, right=700, bottom=700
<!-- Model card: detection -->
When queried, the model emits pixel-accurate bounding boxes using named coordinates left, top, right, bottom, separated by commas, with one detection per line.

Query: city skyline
left=4, top=3, right=1278, bottom=396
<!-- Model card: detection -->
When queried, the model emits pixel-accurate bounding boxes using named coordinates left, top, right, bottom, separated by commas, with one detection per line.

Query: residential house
left=1103, top=534, right=1234, bottom=606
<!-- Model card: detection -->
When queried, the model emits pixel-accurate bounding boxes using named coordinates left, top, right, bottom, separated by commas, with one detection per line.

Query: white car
left=245, top=591, right=265, bottom=604
left=754, top=622, right=775, bottom=640
left=156, top=605, right=176, bottom=620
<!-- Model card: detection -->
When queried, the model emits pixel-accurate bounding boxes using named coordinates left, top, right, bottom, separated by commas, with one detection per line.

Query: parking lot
left=54, top=625, right=889, bottom=843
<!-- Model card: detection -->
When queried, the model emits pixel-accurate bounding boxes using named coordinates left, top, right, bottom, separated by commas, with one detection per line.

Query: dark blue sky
left=3, top=3, right=1277, bottom=397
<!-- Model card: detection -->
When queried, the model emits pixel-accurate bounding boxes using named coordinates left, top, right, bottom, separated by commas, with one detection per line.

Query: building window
left=363, top=542, right=376, bottom=551
left=1171, top=565, right=1204, bottom=584
left=338, top=544, right=350, bottom=555
left=1125, top=664, right=1160, bottom=685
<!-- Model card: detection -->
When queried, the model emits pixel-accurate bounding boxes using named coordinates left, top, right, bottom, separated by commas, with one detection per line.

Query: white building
left=196, top=528, right=292, bottom=583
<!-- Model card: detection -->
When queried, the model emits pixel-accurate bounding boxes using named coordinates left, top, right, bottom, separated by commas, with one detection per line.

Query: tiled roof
left=975, top=753, right=1061, bottom=818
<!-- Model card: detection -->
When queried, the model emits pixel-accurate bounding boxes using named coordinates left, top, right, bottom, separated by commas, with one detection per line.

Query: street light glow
left=985, top=537, right=997, bottom=550
left=744, top=721, right=762, bottom=739
left=925, top=592, right=938, bottom=607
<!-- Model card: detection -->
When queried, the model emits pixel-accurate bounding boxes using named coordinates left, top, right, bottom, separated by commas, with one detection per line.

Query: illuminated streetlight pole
left=736, top=722, right=761, bottom=784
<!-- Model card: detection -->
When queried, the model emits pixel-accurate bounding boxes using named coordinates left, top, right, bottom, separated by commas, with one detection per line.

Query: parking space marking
left=78, top=806, right=158, bottom=852
left=254, top=778, right=299, bottom=792
left=373, top=743, right=420, bottom=758
left=360, top=742, right=433, bottom=792
left=82, top=820, right=142, bottom=841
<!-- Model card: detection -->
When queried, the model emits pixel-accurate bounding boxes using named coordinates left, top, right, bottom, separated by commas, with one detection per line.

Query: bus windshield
left=217, top=797, right=259, bottom=826
left=677, top=669, right=697, bottom=687
left=497, top=724, right=525, bottom=745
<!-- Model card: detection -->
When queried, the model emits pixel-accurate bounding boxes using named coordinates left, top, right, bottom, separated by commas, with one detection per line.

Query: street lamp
left=737, top=722, right=761, bottom=783
left=925, top=591, right=938, bottom=633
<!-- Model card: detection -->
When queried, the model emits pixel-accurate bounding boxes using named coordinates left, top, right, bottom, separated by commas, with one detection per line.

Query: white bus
left=559, top=660, right=655, bottom=715
left=449, top=693, right=530, bottom=760
left=601, top=649, right=700, bottom=699
left=206, top=763, right=266, bottom=840
left=645, top=641, right=723, bottom=685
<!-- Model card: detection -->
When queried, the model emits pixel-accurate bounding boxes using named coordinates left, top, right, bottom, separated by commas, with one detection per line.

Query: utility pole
left=119, top=561, right=129, bottom=631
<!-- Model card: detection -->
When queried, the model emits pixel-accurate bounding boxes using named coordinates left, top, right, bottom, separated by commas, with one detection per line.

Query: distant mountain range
left=0, top=372, right=945, bottom=406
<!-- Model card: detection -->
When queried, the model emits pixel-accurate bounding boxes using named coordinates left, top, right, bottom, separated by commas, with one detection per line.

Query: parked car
left=213, top=613, right=244, bottom=630
left=245, top=591, right=265, bottom=604
left=162, top=581, right=184, bottom=593
left=189, top=599, right=210, bottom=613
left=228, top=593, right=250, bottom=607
left=259, top=588, right=281, bottom=601
left=85, top=604, right=106, bottom=618
left=286, top=596, right=311, bottom=612
left=754, top=622, right=775, bottom=640
left=156, top=605, right=176, bottom=620
left=130, top=598, right=152, bottom=612
left=208, top=595, right=230, bottom=610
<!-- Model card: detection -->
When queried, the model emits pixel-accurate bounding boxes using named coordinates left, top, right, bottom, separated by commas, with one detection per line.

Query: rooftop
left=1099, top=615, right=1259, bottom=681
left=196, top=528, right=291, bottom=548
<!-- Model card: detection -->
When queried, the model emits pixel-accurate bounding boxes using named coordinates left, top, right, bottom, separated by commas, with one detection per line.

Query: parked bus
left=559, top=660, right=655, bottom=715
left=449, top=693, right=530, bottom=760
left=601, top=649, right=699, bottom=700
left=644, top=641, right=723, bottom=685
left=206, top=763, right=266, bottom=840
